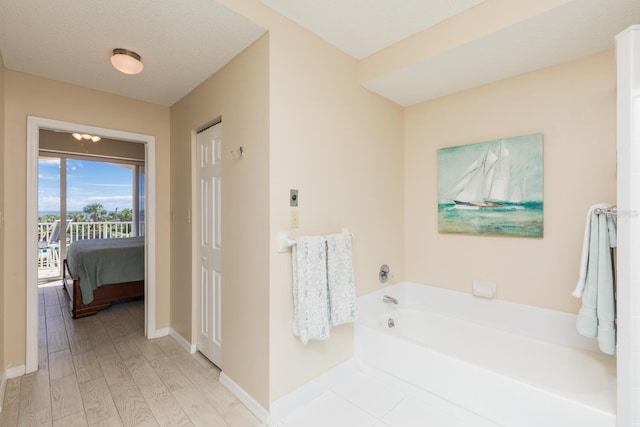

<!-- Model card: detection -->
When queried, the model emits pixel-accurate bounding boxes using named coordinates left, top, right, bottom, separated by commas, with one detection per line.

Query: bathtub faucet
left=383, top=295, right=398, bottom=305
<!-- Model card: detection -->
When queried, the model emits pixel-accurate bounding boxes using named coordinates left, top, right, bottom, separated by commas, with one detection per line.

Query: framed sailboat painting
left=437, top=133, right=543, bottom=237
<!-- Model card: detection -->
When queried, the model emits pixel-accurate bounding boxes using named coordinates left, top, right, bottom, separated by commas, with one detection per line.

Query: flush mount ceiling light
left=110, top=48, right=144, bottom=75
left=72, top=133, right=101, bottom=143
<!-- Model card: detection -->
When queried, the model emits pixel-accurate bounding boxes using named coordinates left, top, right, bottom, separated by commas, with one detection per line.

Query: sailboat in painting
left=447, top=141, right=519, bottom=208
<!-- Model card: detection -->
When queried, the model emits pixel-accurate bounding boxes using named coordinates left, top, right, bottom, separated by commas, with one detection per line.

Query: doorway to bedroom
left=37, top=133, right=145, bottom=283
left=26, top=116, right=158, bottom=374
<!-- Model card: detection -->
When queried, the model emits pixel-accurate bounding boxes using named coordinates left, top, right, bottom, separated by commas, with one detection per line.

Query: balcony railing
left=38, top=221, right=134, bottom=243
left=38, top=221, right=134, bottom=279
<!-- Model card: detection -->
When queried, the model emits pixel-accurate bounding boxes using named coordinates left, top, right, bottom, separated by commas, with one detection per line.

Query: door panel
left=196, top=123, right=222, bottom=367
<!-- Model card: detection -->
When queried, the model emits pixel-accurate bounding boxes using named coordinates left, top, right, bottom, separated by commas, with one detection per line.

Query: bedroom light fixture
left=110, top=48, right=144, bottom=75
left=72, top=132, right=101, bottom=143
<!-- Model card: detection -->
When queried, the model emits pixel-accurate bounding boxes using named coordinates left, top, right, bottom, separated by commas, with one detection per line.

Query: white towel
left=326, top=233, right=357, bottom=327
left=292, top=236, right=330, bottom=344
left=575, top=209, right=617, bottom=355
left=573, top=204, right=608, bottom=298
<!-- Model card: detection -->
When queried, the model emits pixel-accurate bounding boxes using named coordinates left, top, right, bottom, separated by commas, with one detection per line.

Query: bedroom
left=37, top=130, right=146, bottom=318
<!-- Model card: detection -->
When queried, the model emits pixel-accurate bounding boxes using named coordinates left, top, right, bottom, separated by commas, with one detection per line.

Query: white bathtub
left=355, top=283, right=616, bottom=427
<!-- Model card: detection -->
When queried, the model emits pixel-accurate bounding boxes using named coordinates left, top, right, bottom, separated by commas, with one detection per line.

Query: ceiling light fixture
left=72, top=133, right=101, bottom=143
left=110, top=48, right=144, bottom=75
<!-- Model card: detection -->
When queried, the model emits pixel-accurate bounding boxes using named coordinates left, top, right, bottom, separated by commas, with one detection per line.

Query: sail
left=486, top=141, right=510, bottom=203
left=482, top=148, right=498, bottom=197
left=510, top=176, right=526, bottom=203
left=455, top=164, right=485, bottom=203
left=446, top=141, right=516, bottom=207
left=446, top=156, right=484, bottom=201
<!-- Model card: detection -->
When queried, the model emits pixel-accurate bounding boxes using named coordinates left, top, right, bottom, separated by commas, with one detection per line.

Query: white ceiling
left=259, top=0, right=485, bottom=59
left=0, top=0, right=266, bottom=106
left=362, top=0, right=640, bottom=106
left=0, top=0, right=638, bottom=107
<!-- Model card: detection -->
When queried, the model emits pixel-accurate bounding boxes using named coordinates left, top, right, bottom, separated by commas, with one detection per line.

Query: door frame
left=26, top=116, right=158, bottom=373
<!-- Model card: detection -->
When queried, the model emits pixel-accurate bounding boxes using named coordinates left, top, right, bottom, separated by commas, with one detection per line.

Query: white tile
left=281, top=391, right=377, bottom=427
left=382, top=395, right=498, bottom=427
left=332, top=371, right=406, bottom=418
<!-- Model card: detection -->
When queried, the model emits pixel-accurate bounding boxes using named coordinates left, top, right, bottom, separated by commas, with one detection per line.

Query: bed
left=63, top=236, right=145, bottom=318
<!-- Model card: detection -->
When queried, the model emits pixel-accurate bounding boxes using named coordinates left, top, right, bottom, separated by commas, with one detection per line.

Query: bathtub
left=355, top=283, right=616, bottom=427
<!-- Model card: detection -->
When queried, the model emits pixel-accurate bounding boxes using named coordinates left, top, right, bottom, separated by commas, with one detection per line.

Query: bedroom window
left=38, top=154, right=145, bottom=281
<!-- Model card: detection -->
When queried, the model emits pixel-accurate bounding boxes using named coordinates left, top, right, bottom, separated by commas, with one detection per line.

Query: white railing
left=37, top=221, right=134, bottom=275
left=68, top=221, right=133, bottom=241
left=38, top=222, right=56, bottom=242
left=38, top=221, right=134, bottom=244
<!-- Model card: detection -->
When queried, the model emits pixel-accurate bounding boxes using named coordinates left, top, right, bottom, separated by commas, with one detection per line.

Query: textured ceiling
left=0, top=0, right=266, bottom=106
left=0, top=0, right=638, bottom=108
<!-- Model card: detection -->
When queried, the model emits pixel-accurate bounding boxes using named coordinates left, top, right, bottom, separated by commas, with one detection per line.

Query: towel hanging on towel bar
left=290, top=230, right=356, bottom=344
left=573, top=203, right=617, bottom=355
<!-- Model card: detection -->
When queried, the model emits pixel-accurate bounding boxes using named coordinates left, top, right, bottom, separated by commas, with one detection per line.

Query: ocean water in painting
left=438, top=202, right=543, bottom=237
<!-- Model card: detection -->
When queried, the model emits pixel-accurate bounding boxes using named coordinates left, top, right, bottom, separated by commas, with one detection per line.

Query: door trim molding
left=26, top=116, right=157, bottom=372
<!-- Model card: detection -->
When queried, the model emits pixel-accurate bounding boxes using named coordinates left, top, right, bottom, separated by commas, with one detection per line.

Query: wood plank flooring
left=0, top=285, right=262, bottom=427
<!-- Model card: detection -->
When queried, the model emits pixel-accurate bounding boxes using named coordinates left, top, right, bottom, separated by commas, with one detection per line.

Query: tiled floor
left=2, top=283, right=498, bottom=427
left=274, top=370, right=499, bottom=427
left=0, top=284, right=261, bottom=427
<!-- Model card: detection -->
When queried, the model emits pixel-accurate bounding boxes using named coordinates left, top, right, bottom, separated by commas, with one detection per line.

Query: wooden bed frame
left=63, top=259, right=144, bottom=319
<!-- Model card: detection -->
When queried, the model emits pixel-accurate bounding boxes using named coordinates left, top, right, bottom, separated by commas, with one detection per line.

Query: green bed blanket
left=66, top=237, right=145, bottom=304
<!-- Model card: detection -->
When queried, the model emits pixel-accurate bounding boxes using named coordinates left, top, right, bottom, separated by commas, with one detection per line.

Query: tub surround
left=356, top=282, right=615, bottom=426
left=359, top=282, right=605, bottom=353
left=268, top=281, right=614, bottom=425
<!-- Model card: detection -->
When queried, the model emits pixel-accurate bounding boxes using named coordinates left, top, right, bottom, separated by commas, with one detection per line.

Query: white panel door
left=196, top=122, right=222, bottom=367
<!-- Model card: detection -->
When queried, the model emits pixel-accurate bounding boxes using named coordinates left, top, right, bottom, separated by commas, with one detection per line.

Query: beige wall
left=267, top=17, right=404, bottom=402
left=3, top=71, right=170, bottom=369
left=170, top=35, right=271, bottom=407
left=404, top=50, right=616, bottom=313
left=0, top=54, right=5, bottom=372
left=172, top=1, right=404, bottom=405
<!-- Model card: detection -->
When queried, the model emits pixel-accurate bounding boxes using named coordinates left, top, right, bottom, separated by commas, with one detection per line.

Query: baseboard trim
left=219, top=372, right=269, bottom=423
left=5, top=365, right=26, bottom=379
left=150, top=327, right=170, bottom=339
left=169, top=328, right=196, bottom=354
left=0, top=365, right=26, bottom=414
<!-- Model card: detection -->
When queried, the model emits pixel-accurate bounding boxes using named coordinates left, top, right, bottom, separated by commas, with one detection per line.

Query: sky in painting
left=437, top=133, right=543, bottom=204
left=38, top=157, right=133, bottom=213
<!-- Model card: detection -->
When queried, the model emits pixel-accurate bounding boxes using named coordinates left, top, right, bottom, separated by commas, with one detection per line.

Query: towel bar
left=277, top=228, right=353, bottom=253
left=595, top=206, right=617, bottom=216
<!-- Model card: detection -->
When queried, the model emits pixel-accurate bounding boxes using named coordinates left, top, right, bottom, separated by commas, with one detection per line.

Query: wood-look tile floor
left=0, top=284, right=262, bottom=427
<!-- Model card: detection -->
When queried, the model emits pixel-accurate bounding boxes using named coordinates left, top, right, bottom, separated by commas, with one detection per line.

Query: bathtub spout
left=383, top=295, right=398, bottom=305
